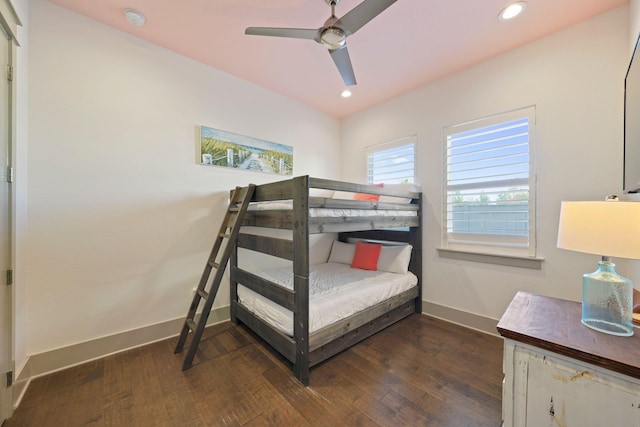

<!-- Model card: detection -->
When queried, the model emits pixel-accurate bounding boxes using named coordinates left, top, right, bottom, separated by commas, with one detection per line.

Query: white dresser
left=497, top=292, right=640, bottom=426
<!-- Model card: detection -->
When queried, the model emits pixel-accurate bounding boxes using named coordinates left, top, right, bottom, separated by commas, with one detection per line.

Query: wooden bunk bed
left=229, top=175, right=422, bottom=386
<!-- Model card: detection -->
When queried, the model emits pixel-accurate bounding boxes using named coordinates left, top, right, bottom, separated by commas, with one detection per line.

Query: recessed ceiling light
left=341, top=89, right=352, bottom=98
left=499, top=1, right=527, bottom=21
left=124, top=9, right=146, bottom=26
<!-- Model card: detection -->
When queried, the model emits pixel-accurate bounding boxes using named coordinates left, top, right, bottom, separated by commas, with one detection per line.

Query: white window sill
left=437, top=248, right=544, bottom=270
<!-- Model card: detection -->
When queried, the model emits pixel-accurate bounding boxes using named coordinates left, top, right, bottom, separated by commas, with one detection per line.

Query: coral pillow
left=353, top=192, right=379, bottom=201
left=351, top=241, right=382, bottom=271
left=353, top=183, right=383, bottom=201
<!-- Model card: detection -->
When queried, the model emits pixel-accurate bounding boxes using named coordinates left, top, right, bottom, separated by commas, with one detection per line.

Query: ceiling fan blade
left=335, top=0, right=397, bottom=35
left=329, top=46, right=357, bottom=86
left=245, top=27, right=318, bottom=41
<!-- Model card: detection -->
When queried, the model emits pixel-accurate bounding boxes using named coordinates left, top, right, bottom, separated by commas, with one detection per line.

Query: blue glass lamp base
left=581, top=261, right=634, bottom=337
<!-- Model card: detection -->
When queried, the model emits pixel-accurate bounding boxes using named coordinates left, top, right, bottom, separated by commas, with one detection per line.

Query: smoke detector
left=124, top=9, right=146, bottom=26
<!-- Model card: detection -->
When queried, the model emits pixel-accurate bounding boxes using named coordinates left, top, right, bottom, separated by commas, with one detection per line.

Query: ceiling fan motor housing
left=320, top=27, right=347, bottom=49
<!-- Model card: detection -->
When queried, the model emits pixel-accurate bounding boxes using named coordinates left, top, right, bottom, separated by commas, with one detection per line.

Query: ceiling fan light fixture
left=124, top=8, right=146, bottom=26
left=499, top=1, right=527, bottom=21
left=320, top=27, right=347, bottom=49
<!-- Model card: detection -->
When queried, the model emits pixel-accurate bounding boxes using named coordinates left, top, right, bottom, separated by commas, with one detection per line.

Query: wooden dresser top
left=497, top=291, right=640, bottom=380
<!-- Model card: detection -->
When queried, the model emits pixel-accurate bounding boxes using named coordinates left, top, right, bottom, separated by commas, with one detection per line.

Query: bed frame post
left=410, top=194, right=422, bottom=314
left=292, top=175, right=310, bottom=385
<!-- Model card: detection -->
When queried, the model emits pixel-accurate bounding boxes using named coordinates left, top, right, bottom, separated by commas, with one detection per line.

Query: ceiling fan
left=245, top=0, right=397, bottom=87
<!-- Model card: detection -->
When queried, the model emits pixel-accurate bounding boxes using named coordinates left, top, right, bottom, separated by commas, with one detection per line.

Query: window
left=443, top=107, right=536, bottom=258
left=366, top=136, right=416, bottom=184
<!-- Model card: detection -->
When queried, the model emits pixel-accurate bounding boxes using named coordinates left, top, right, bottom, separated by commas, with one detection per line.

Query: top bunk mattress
left=247, top=200, right=417, bottom=217
left=237, top=262, right=418, bottom=336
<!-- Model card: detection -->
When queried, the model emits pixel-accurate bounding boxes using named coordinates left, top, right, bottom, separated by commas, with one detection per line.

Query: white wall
left=24, top=0, right=340, bottom=357
left=628, top=0, right=640, bottom=291
left=341, top=6, right=630, bottom=322
left=632, top=0, right=640, bottom=47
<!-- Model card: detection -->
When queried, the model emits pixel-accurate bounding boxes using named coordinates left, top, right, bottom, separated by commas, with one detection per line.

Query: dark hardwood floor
left=5, top=314, right=504, bottom=426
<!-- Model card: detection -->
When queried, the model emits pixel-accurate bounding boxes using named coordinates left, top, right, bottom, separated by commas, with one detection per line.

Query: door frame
left=0, top=0, right=20, bottom=423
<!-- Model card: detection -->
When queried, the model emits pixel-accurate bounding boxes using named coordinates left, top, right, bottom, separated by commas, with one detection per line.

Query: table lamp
left=557, top=199, right=640, bottom=336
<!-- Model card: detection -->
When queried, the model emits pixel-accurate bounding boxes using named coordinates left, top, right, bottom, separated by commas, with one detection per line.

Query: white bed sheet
left=237, top=262, right=418, bottom=336
left=247, top=200, right=416, bottom=217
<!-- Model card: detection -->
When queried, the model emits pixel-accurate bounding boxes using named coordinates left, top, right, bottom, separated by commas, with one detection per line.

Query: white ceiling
left=48, top=0, right=627, bottom=118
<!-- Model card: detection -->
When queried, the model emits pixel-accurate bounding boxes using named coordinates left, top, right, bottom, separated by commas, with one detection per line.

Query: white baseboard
left=13, top=302, right=498, bottom=409
left=422, top=300, right=500, bottom=337
left=10, top=372, right=29, bottom=411
left=13, top=306, right=229, bottom=408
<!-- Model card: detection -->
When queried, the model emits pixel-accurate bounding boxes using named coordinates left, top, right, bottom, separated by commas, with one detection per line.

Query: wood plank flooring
left=4, top=314, right=504, bottom=426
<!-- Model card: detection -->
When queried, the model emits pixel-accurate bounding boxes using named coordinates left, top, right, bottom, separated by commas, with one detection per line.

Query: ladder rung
left=175, top=184, right=255, bottom=369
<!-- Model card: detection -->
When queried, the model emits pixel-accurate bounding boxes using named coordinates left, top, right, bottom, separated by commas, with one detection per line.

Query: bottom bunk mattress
left=237, top=262, right=418, bottom=336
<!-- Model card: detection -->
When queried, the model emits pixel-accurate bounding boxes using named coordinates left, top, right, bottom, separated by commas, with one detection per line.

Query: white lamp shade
left=557, top=201, right=640, bottom=260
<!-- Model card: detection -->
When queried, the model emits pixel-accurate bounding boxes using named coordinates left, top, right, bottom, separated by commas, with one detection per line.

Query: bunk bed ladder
left=174, top=184, right=256, bottom=370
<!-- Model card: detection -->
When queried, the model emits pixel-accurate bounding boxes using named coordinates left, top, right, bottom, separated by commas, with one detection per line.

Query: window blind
left=366, top=138, right=415, bottom=184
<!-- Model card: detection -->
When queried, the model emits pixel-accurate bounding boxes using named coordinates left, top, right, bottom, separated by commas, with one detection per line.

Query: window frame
left=441, top=106, right=537, bottom=259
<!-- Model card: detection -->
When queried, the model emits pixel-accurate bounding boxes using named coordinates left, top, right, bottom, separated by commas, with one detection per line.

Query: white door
left=0, top=24, right=12, bottom=424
